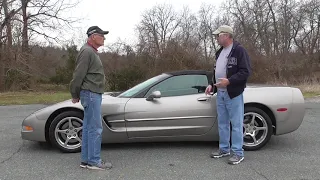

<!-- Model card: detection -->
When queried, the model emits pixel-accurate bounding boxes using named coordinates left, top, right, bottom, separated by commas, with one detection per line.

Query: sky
left=57, top=0, right=224, bottom=48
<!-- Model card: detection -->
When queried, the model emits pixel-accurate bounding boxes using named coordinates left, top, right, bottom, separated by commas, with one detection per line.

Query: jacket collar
left=215, top=40, right=240, bottom=59
left=87, top=42, right=98, bottom=52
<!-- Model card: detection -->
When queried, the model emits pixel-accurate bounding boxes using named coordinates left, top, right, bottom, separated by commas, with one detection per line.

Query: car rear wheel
left=49, top=111, right=83, bottom=153
left=243, top=106, right=273, bottom=151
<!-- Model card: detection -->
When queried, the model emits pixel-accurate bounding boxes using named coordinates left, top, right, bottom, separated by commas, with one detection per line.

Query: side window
left=146, top=74, right=208, bottom=97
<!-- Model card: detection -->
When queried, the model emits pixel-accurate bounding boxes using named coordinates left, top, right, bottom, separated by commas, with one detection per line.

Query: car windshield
left=117, top=73, right=169, bottom=98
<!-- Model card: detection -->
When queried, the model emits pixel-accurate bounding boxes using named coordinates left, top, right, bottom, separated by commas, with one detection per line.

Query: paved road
left=0, top=101, right=320, bottom=180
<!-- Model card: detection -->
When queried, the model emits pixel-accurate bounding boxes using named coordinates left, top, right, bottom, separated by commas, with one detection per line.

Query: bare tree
left=225, top=0, right=252, bottom=44
left=1, top=0, right=320, bottom=91
left=0, top=0, right=81, bottom=91
left=0, top=0, right=22, bottom=91
left=0, top=0, right=21, bottom=41
left=198, top=4, right=215, bottom=62
left=177, top=6, right=198, bottom=48
left=137, top=4, right=181, bottom=57
left=3, top=0, right=13, bottom=48
left=20, top=0, right=80, bottom=52
left=292, top=0, right=319, bottom=60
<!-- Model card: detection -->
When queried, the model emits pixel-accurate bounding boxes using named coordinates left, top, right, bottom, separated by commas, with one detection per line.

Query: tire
left=242, top=106, right=273, bottom=151
left=49, top=111, right=83, bottom=153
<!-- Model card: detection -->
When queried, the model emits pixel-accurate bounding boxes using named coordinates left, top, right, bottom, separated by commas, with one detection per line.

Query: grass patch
left=0, top=91, right=71, bottom=106
left=267, top=78, right=320, bottom=98
left=0, top=82, right=320, bottom=105
left=295, top=84, right=320, bottom=98
left=303, top=92, right=320, bottom=98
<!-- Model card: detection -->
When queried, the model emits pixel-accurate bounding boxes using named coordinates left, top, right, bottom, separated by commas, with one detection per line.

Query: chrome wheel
left=243, top=112, right=268, bottom=147
left=54, top=117, right=83, bottom=150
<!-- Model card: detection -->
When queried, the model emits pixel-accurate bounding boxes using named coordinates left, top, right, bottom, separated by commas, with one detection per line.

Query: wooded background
left=0, top=0, right=319, bottom=92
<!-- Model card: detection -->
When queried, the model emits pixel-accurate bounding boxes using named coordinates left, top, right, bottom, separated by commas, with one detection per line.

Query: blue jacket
left=211, top=41, right=252, bottom=99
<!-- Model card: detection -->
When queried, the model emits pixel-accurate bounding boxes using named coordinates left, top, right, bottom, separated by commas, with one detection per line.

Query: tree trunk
left=3, top=0, right=12, bottom=48
left=0, top=44, right=4, bottom=91
left=21, top=0, right=29, bottom=52
left=1, top=0, right=11, bottom=91
left=21, top=0, right=32, bottom=89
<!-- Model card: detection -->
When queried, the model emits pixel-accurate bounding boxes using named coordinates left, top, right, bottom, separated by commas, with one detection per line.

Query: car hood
left=52, top=93, right=120, bottom=107
left=33, top=93, right=124, bottom=120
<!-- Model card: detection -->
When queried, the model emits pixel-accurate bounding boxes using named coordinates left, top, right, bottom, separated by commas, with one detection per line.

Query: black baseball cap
left=86, top=26, right=109, bottom=37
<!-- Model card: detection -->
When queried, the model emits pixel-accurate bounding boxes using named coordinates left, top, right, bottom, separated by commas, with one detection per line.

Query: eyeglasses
left=93, top=33, right=105, bottom=38
left=214, top=32, right=229, bottom=38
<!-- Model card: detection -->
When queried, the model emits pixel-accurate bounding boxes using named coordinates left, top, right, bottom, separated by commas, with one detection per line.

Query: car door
left=124, top=74, right=217, bottom=138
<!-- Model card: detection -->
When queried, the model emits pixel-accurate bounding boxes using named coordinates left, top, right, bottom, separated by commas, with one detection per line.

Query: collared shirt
left=87, top=41, right=98, bottom=52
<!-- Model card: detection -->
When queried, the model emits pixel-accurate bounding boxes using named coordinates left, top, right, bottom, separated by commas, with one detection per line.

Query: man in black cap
left=70, top=26, right=112, bottom=170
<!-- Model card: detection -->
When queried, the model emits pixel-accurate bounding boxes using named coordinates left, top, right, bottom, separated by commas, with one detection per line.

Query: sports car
left=21, top=70, right=306, bottom=153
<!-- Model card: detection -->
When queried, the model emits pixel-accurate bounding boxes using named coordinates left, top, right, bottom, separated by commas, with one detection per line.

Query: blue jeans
left=216, top=89, right=244, bottom=157
left=80, top=89, right=103, bottom=165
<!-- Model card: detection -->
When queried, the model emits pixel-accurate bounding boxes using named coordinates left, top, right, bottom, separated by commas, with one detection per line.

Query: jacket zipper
left=226, top=47, right=235, bottom=78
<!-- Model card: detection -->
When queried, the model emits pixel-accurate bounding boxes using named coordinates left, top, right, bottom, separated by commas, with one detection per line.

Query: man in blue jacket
left=205, top=25, right=252, bottom=165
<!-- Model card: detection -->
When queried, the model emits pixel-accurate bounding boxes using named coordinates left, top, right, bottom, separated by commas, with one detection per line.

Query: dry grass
left=294, top=84, right=320, bottom=98
left=0, top=82, right=320, bottom=106
left=265, top=76, right=320, bottom=98
left=0, top=84, right=71, bottom=106
left=0, top=91, right=71, bottom=106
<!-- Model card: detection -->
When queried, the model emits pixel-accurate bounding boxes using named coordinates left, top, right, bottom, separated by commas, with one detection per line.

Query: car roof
left=164, top=70, right=212, bottom=76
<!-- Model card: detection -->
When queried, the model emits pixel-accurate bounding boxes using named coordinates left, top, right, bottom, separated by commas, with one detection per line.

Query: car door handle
left=197, top=97, right=210, bottom=101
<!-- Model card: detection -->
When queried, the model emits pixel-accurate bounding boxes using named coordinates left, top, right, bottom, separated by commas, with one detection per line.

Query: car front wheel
left=49, top=111, right=83, bottom=153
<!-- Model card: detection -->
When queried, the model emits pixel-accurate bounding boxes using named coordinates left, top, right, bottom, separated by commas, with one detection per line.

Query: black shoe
left=87, top=161, right=112, bottom=170
left=80, top=162, right=88, bottom=168
left=228, top=154, right=244, bottom=165
left=210, top=150, right=230, bottom=158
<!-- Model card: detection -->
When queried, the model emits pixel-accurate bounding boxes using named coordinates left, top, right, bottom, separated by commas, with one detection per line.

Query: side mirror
left=146, top=91, right=161, bottom=101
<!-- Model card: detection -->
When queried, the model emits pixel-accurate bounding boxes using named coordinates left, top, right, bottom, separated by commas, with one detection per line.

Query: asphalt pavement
left=0, top=100, right=320, bottom=180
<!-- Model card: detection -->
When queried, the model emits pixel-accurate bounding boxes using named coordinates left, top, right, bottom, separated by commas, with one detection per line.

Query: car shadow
left=26, top=141, right=219, bottom=153
left=27, top=136, right=299, bottom=153
left=101, top=141, right=219, bottom=151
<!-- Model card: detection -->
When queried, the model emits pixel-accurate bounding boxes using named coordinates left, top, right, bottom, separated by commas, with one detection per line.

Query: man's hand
left=205, top=85, right=212, bottom=95
left=214, top=78, right=230, bottom=88
left=72, top=98, right=79, bottom=103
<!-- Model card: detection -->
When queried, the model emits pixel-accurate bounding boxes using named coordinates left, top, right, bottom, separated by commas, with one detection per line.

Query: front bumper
left=21, top=113, right=46, bottom=142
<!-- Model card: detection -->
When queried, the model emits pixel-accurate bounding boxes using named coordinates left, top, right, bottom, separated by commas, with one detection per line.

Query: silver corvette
left=21, top=70, right=306, bottom=153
